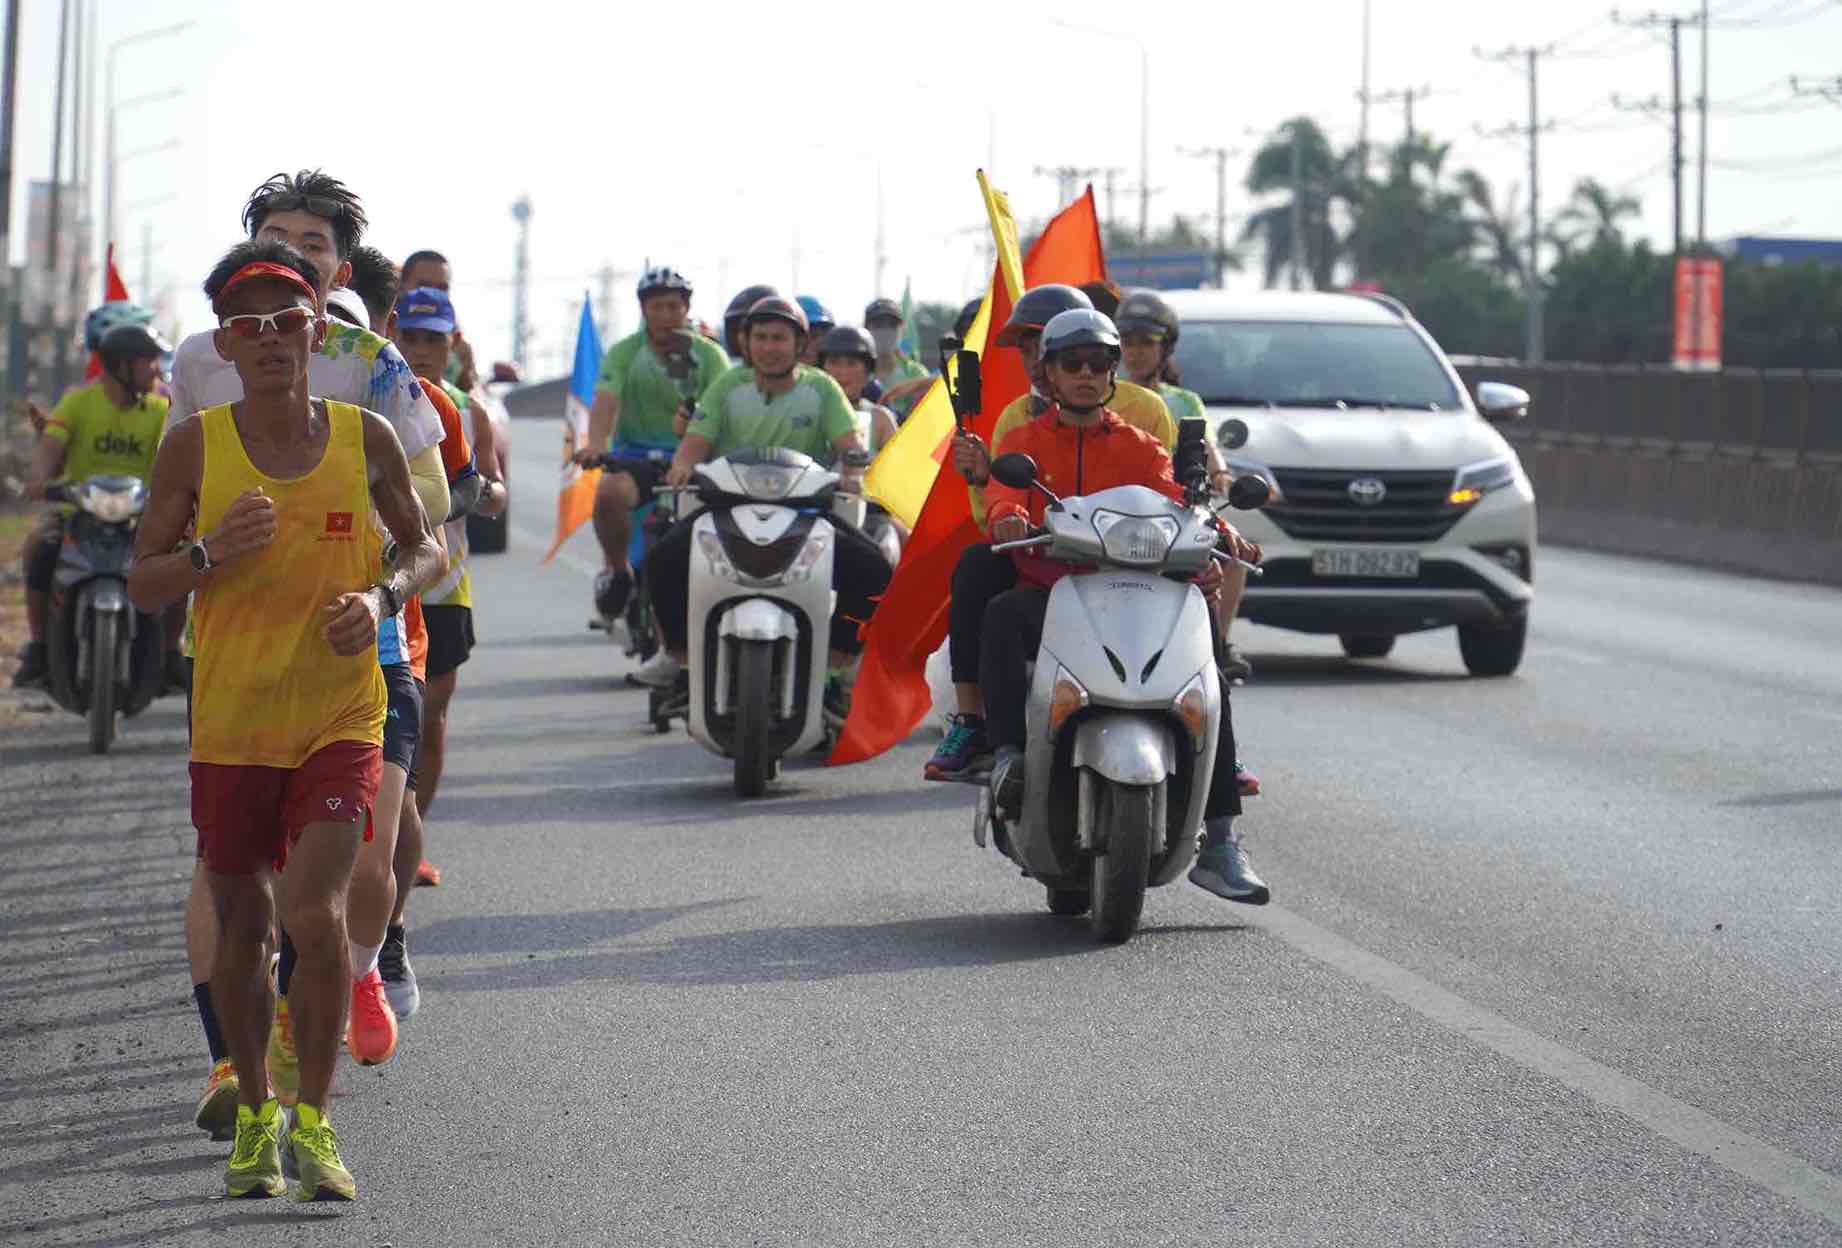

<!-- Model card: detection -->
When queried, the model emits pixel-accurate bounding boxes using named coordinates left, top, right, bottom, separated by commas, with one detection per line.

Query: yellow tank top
left=190, top=401, right=387, bottom=767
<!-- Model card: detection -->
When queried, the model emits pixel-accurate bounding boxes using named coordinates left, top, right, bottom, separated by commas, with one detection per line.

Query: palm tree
left=1457, top=169, right=1528, bottom=285
left=1241, top=117, right=1346, bottom=289
left=1551, top=177, right=1643, bottom=256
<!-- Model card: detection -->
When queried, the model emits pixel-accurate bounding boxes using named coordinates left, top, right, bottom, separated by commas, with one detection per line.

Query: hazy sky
left=7, top=0, right=1840, bottom=374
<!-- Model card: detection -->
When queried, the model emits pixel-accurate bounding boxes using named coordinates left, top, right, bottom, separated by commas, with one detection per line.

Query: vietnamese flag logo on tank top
left=325, top=512, right=354, bottom=535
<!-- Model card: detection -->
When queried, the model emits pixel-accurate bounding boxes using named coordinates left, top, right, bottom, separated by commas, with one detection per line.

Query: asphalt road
left=2, top=416, right=1840, bottom=1246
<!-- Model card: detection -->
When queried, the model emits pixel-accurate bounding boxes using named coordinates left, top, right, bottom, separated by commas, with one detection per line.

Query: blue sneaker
left=925, top=714, right=992, bottom=781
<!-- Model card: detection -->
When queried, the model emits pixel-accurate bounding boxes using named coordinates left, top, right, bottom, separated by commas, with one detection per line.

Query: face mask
left=869, top=326, right=901, bottom=356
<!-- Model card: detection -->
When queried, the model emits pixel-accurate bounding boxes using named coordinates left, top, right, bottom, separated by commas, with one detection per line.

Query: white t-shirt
left=166, top=320, right=444, bottom=460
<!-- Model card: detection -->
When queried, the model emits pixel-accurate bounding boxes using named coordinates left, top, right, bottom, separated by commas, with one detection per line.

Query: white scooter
left=973, top=438, right=1269, bottom=943
left=676, top=447, right=859, bottom=797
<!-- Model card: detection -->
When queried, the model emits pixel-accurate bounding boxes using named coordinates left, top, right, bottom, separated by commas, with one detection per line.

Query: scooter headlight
left=695, top=529, right=734, bottom=578
left=1172, top=670, right=1210, bottom=752
left=742, top=464, right=799, bottom=499
left=84, top=484, right=145, bottom=524
left=1091, top=510, right=1180, bottom=566
left=782, top=522, right=832, bottom=585
left=1048, top=665, right=1089, bottom=735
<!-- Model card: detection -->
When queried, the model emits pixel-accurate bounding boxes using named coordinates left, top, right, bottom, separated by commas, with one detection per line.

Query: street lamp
left=1051, top=18, right=1149, bottom=253
left=104, top=20, right=190, bottom=298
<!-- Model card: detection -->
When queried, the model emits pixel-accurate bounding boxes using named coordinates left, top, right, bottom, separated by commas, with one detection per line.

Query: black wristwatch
left=188, top=539, right=212, bottom=573
left=373, top=581, right=404, bottom=619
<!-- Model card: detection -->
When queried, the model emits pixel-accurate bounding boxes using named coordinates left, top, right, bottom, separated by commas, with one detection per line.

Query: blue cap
left=395, top=286, right=456, bottom=333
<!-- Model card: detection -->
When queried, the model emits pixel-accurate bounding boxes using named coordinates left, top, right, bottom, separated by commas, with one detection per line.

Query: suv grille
left=1267, top=468, right=1460, bottom=543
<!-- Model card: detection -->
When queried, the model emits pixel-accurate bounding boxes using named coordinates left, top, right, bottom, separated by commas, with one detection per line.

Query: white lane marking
left=1253, top=902, right=1842, bottom=1227
left=507, top=522, right=600, bottom=580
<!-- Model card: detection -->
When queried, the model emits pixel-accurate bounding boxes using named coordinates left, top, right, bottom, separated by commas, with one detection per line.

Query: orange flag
left=830, top=185, right=1107, bottom=765
left=84, top=246, right=134, bottom=381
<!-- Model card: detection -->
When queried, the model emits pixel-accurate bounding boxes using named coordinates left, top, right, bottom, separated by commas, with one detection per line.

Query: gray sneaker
left=1189, top=832, right=1270, bottom=905
left=378, top=928, right=418, bottom=1020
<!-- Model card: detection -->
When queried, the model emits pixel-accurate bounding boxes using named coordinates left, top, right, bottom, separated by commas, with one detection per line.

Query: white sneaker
left=630, top=652, right=683, bottom=688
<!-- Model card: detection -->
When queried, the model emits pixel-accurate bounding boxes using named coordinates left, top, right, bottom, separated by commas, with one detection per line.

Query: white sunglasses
left=218, top=307, right=318, bottom=339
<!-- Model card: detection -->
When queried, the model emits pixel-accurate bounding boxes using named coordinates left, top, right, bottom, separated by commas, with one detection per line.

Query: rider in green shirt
left=574, top=265, right=731, bottom=621
left=14, top=319, right=171, bottom=689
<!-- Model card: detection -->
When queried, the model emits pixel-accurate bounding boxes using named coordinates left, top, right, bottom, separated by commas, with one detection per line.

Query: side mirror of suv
left=1476, top=381, right=1530, bottom=423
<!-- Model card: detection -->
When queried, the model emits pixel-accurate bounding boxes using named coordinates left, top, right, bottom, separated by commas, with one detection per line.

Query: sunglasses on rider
left=258, top=191, right=345, bottom=220
left=219, top=307, right=316, bottom=339
left=1050, top=350, right=1116, bottom=376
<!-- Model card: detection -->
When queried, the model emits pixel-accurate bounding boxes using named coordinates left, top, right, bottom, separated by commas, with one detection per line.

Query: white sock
left=350, top=939, right=382, bottom=978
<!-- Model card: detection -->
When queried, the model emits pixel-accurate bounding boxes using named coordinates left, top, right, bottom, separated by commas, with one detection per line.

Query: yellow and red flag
left=831, top=177, right=1107, bottom=765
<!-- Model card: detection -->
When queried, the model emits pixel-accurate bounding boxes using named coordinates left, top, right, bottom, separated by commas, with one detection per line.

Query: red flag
left=84, top=246, right=135, bottom=381
left=830, top=188, right=1106, bottom=764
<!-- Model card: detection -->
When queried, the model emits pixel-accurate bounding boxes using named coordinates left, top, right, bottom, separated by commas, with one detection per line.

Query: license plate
left=1311, top=548, right=1421, bottom=578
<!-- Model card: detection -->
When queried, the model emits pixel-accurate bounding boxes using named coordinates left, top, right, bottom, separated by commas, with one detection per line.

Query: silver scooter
left=973, top=444, right=1269, bottom=942
left=675, top=448, right=853, bottom=797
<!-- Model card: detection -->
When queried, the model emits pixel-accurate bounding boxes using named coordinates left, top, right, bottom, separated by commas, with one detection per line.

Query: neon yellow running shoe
left=283, top=1103, right=356, bottom=1202
left=194, top=1058, right=239, bottom=1141
left=224, top=1098, right=285, bottom=1199
left=267, top=998, right=299, bottom=1107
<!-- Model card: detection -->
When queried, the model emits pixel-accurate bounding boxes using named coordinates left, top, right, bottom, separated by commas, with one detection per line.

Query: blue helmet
left=795, top=295, right=834, bottom=333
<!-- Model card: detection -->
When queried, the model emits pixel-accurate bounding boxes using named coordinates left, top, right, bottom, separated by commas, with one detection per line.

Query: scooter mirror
left=839, top=448, right=873, bottom=470
left=989, top=453, right=1039, bottom=490
left=1218, top=418, right=1250, bottom=451
left=1227, top=473, right=1271, bottom=510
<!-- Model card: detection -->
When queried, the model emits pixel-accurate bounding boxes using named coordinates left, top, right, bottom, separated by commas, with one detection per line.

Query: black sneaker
left=989, top=746, right=1025, bottom=816
left=11, top=641, right=47, bottom=689
left=593, top=568, right=633, bottom=621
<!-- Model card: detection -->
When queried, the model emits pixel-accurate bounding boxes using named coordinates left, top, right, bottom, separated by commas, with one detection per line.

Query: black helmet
left=863, top=297, right=902, bottom=325
left=995, top=283, right=1092, bottom=347
left=817, top=325, right=876, bottom=366
left=637, top=265, right=693, bottom=302
left=951, top=297, right=983, bottom=341
left=724, top=284, right=780, bottom=325
left=1040, top=309, right=1121, bottom=361
left=1115, top=289, right=1179, bottom=347
left=744, top=294, right=809, bottom=337
left=98, top=322, right=172, bottom=366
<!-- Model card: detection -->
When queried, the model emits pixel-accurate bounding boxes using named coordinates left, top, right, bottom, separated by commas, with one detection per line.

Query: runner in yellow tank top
left=129, top=242, right=442, bottom=1204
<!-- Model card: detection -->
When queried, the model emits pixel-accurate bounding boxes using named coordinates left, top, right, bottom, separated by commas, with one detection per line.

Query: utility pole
left=1477, top=44, right=1555, bottom=362
left=510, top=196, right=531, bottom=369
left=1613, top=12, right=1686, bottom=254
left=1373, top=85, right=1435, bottom=144
left=139, top=218, right=151, bottom=301
left=0, top=0, right=19, bottom=395
left=48, top=0, right=73, bottom=394
left=1178, top=145, right=1238, bottom=287
left=1357, top=0, right=1372, bottom=282
left=595, top=262, right=614, bottom=343
left=1034, top=164, right=1097, bottom=210
left=873, top=163, right=887, bottom=298
left=1696, top=0, right=1708, bottom=247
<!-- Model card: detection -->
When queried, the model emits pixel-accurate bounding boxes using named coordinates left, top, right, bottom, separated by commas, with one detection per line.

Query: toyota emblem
left=1348, top=477, right=1387, bottom=506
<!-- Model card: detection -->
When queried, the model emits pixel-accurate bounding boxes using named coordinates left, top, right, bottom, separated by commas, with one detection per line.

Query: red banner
left=1672, top=257, right=1722, bottom=372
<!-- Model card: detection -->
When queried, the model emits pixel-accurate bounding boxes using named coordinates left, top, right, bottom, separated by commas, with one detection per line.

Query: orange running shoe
left=347, top=969, right=398, bottom=1066
left=195, top=1057, right=240, bottom=1140
left=414, top=858, right=442, bottom=887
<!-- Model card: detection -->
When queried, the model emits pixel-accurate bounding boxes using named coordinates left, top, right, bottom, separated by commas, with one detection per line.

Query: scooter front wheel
left=732, top=639, right=777, bottom=798
left=1089, top=778, right=1155, bottom=943
left=87, top=611, right=119, bottom=755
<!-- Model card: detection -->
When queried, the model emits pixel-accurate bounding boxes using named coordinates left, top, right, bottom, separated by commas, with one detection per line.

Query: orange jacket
left=985, top=406, right=1184, bottom=531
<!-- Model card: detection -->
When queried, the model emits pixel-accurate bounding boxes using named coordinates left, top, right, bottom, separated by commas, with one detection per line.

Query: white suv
left=1165, top=290, right=1536, bottom=676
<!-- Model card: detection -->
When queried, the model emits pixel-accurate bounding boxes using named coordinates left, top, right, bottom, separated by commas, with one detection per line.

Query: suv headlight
left=1224, top=456, right=1284, bottom=504
left=1091, top=510, right=1180, bottom=565
left=1449, top=456, right=1520, bottom=507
